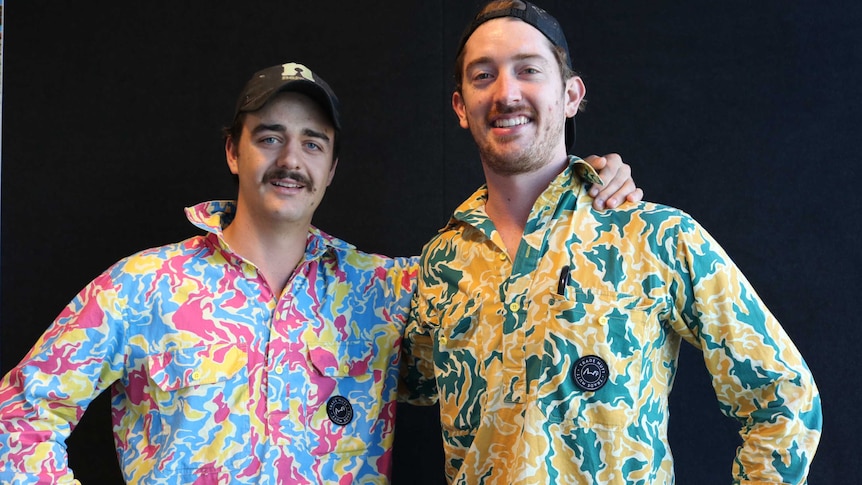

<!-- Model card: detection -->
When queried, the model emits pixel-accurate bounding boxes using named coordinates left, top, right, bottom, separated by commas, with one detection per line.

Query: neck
left=482, top=155, right=568, bottom=257
left=222, top=210, right=309, bottom=296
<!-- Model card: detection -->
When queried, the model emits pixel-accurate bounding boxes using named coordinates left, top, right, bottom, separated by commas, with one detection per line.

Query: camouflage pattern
left=402, top=157, right=821, bottom=484
left=0, top=201, right=417, bottom=484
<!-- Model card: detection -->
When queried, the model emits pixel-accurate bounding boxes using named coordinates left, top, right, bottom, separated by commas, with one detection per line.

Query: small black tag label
left=326, top=395, right=354, bottom=426
left=573, top=355, right=609, bottom=392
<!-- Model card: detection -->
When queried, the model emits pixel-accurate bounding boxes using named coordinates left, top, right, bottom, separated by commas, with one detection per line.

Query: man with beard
left=0, top=61, right=640, bottom=484
left=402, top=2, right=822, bottom=484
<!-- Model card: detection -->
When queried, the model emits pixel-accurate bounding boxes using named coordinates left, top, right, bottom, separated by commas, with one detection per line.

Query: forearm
left=0, top=371, right=80, bottom=484
left=731, top=367, right=821, bottom=484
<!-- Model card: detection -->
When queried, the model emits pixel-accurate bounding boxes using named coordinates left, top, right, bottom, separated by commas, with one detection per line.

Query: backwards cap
left=456, top=0, right=572, bottom=70
left=456, top=1, right=577, bottom=150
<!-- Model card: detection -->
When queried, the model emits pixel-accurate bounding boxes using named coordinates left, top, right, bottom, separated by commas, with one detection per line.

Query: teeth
left=494, top=116, right=529, bottom=128
left=273, top=180, right=302, bottom=188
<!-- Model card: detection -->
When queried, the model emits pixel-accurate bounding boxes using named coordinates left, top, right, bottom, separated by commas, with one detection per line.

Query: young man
left=402, top=2, right=822, bottom=484
left=0, top=61, right=639, bottom=483
left=0, top=61, right=415, bottom=484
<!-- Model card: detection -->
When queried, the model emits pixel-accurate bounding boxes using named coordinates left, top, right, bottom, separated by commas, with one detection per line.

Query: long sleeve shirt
left=401, top=157, right=822, bottom=485
left=0, top=200, right=418, bottom=484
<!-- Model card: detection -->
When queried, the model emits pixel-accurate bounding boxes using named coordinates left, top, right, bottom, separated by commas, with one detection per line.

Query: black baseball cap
left=456, top=0, right=572, bottom=70
left=457, top=1, right=576, bottom=150
left=234, top=62, right=342, bottom=130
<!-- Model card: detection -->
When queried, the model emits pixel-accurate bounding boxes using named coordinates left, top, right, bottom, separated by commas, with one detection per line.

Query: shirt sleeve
left=398, top=255, right=439, bottom=406
left=668, top=215, right=822, bottom=484
left=0, top=271, right=126, bottom=484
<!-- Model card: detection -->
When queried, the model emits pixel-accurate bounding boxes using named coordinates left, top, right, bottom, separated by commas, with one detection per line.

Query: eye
left=304, top=141, right=323, bottom=152
left=473, top=72, right=493, bottom=82
left=260, top=136, right=280, bottom=145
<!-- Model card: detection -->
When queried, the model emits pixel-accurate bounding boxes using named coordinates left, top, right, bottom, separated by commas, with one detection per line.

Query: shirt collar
left=446, top=156, right=601, bottom=229
left=184, top=200, right=355, bottom=261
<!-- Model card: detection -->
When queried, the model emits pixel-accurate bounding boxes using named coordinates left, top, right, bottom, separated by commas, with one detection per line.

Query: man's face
left=226, top=91, right=337, bottom=227
left=452, top=18, right=584, bottom=175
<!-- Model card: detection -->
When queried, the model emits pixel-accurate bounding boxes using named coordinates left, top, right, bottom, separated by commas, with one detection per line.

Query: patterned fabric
left=402, top=157, right=822, bottom=484
left=0, top=201, right=417, bottom=485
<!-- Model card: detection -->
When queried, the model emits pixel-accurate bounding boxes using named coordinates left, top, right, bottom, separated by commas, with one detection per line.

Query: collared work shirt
left=0, top=201, right=417, bottom=484
left=402, top=157, right=821, bottom=484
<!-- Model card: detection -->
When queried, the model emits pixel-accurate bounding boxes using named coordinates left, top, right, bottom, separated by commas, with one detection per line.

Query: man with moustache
left=402, top=2, right=822, bottom=484
left=0, top=61, right=640, bottom=484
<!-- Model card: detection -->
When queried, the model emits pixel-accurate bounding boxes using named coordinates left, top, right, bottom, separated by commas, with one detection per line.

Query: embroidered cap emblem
left=326, top=395, right=354, bottom=426
left=573, top=355, right=609, bottom=392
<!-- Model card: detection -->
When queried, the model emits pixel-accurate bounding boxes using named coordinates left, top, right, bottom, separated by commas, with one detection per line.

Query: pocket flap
left=308, top=339, right=372, bottom=377
left=147, top=343, right=248, bottom=391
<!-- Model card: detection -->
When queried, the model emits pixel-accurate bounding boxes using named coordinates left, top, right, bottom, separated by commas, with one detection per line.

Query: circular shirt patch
left=326, top=396, right=354, bottom=426
left=573, top=355, right=609, bottom=392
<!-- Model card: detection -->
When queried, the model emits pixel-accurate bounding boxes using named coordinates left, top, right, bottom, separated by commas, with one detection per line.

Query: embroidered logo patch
left=573, top=355, right=609, bottom=391
left=326, top=395, right=354, bottom=426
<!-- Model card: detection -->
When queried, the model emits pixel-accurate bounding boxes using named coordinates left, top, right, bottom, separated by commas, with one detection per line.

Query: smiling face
left=452, top=18, right=584, bottom=175
left=226, top=91, right=338, bottom=229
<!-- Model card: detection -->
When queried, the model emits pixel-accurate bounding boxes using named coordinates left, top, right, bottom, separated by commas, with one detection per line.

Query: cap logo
left=281, top=62, right=314, bottom=82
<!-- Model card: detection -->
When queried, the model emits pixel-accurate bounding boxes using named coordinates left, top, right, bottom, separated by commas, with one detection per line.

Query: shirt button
left=509, top=302, right=520, bottom=312
left=439, top=335, right=448, bottom=346
left=498, top=253, right=506, bottom=261
left=274, top=365, right=284, bottom=374
left=340, top=364, right=350, bottom=374
left=192, top=371, right=201, bottom=380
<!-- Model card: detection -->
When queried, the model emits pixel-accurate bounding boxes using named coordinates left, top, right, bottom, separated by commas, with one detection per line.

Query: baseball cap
left=456, top=1, right=577, bottom=150
left=234, top=62, right=342, bottom=130
left=456, top=0, right=572, bottom=69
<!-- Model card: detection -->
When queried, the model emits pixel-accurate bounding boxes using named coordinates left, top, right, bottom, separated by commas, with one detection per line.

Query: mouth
left=492, top=115, right=531, bottom=128
left=265, top=170, right=312, bottom=191
left=270, top=179, right=305, bottom=189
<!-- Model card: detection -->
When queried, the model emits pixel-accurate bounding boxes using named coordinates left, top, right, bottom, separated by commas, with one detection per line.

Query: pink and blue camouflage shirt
left=402, top=157, right=822, bottom=484
left=0, top=200, right=418, bottom=484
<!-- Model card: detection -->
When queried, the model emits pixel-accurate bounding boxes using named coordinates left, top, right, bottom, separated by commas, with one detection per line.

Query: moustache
left=490, top=102, right=534, bottom=118
left=264, top=169, right=313, bottom=189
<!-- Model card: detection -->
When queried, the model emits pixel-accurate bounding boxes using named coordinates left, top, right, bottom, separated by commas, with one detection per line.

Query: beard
left=471, top=108, right=566, bottom=176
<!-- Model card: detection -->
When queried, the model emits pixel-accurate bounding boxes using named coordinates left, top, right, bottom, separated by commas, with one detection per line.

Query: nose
left=492, top=71, right=521, bottom=105
left=276, top=140, right=302, bottom=169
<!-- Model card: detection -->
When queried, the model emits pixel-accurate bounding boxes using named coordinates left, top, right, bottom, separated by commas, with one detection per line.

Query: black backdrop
left=2, top=1, right=860, bottom=483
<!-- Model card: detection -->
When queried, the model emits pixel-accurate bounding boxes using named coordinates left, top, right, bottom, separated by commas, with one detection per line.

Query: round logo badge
left=573, top=355, right=609, bottom=392
left=326, top=395, right=354, bottom=426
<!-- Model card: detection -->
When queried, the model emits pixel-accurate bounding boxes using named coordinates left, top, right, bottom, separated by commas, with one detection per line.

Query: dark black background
left=2, top=1, right=859, bottom=483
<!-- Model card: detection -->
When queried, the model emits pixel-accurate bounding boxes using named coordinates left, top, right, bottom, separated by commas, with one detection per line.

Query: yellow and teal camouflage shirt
left=402, top=157, right=821, bottom=484
left=0, top=201, right=417, bottom=484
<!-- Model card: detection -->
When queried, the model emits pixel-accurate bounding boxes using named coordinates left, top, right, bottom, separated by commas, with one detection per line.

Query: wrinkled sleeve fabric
left=398, top=257, right=439, bottom=406
left=0, top=269, right=127, bottom=485
left=667, top=215, right=822, bottom=484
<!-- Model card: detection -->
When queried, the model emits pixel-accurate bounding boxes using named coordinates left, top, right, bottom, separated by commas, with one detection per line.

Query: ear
left=225, top=136, right=239, bottom=175
left=564, top=76, right=586, bottom=118
left=452, top=91, right=470, bottom=129
left=326, top=157, right=339, bottom=186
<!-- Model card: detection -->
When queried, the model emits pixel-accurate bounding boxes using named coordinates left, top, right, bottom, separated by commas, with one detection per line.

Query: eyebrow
left=302, top=128, right=332, bottom=145
left=464, top=53, right=548, bottom=73
left=250, top=124, right=331, bottom=145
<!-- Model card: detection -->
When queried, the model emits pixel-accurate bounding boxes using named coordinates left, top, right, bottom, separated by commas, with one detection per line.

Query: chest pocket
left=306, top=337, right=387, bottom=455
left=431, top=296, right=487, bottom=435
left=537, top=288, right=654, bottom=429
left=148, top=343, right=248, bottom=391
left=144, top=343, right=250, bottom=473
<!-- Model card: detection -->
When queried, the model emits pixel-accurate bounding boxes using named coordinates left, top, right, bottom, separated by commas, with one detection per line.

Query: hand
left=583, top=153, right=643, bottom=210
